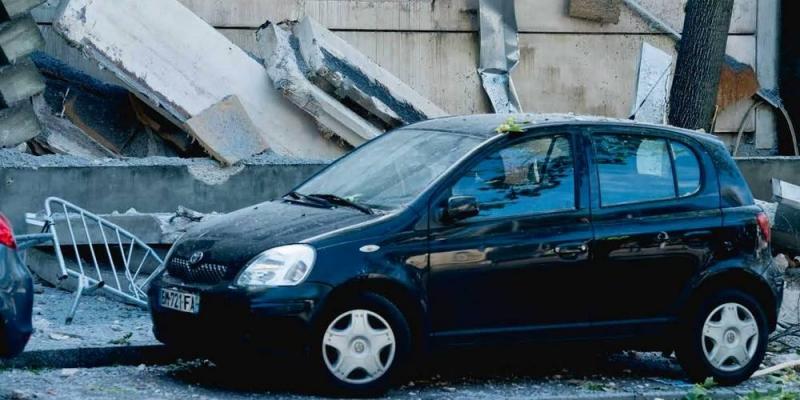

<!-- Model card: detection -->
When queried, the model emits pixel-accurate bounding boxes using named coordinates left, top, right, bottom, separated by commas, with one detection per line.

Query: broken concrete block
left=0, top=99, right=41, bottom=147
left=294, top=16, right=447, bottom=127
left=0, top=58, right=44, bottom=107
left=0, top=0, right=44, bottom=22
left=53, top=0, right=344, bottom=162
left=258, top=22, right=380, bottom=148
left=0, top=15, right=43, bottom=65
left=186, top=95, right=268, bottom=165
left=569, top=0, right=623, bottom=24
left=31, top=94, right=117, bottom=158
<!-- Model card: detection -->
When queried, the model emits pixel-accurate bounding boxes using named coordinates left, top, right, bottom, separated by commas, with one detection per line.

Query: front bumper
left=148, top=275, right=332, bottom=355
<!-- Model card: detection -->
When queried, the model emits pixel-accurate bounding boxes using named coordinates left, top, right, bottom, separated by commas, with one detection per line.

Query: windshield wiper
left=284, top=191, right=333, bottom=208
left=307, top=194, right=375, bottom=215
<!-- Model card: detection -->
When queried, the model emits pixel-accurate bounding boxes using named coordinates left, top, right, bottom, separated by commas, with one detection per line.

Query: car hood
left=170, top=200, right=378, bottom=267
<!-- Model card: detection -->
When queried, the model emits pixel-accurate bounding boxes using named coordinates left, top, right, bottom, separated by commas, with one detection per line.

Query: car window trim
left=668, top=139, right=704, bottom=198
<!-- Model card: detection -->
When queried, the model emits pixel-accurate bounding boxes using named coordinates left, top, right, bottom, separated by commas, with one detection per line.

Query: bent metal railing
left=41, top=197, right=164, bottom=324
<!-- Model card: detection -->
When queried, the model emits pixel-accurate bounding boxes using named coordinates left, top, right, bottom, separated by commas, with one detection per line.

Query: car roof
left=401, top=113, right=724, bottom=147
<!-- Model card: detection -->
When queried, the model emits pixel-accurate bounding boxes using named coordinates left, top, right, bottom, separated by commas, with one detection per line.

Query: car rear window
left=593, top=134, right=702, bottom=207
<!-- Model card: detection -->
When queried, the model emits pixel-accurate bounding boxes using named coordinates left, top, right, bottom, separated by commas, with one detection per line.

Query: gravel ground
left=26, top=286, right=156, bottom=351
left=1, top=348, right=799, bottom=399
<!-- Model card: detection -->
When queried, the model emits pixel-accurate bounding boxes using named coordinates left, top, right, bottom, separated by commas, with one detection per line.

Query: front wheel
left=311, top=292, right=411, bottom=397
left=676, top=290, right=768, bottom=385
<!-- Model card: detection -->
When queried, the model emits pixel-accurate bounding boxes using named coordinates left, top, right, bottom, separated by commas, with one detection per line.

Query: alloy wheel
left=322, top=309, right=396, bottom=384
left=701, top=302, right=759, bottom=372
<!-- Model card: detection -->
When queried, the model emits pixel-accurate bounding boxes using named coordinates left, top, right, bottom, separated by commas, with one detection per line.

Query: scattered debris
left=108, top=332, right=133, bottom=346
left=59, top=368, right=79, bottom=378
left=293, top=16, right=447, bottom=128
left=477, top=0, right=522, bottom=114
left=259, top=22, right=380, bottom=147
left=568, top=0, right=623, bottom=24
left=53, top=0, right=344, bottom=163
left=630, top=42, right=672, bottom=124
left=753, top=359, right=800, bottom=379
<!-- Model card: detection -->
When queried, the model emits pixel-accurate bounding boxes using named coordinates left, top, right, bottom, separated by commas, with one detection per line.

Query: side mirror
left=446, top=196, right=479, bottom=221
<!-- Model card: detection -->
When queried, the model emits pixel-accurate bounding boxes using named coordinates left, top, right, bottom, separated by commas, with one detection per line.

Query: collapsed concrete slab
left=0, top=98, right=40, bottom=147
left=53, top=0, right=345, bottom=163
left=258, top=22, right=380, bottom=148
left=294, top=16, right=447, bottom=128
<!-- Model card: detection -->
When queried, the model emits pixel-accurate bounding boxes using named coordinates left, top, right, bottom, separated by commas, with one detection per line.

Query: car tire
left=676, top=289, right=768, bottom=386
left=310, top=292, right=411, bottom=397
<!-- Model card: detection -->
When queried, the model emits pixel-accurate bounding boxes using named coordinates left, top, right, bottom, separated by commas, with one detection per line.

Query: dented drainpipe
left=477, top=0, right=522, bottom=114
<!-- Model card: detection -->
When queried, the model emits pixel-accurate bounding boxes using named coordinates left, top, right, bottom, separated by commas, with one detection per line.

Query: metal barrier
left=41, top=197, right=164, bottom=324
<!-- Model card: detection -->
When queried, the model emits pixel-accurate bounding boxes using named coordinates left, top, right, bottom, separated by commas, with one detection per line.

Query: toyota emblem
left=189, top=251, right=204, bottom=264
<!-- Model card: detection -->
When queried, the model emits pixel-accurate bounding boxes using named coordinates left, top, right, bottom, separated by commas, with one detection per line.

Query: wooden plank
left=33, top=0, right=757, bottom=34
left=1, top=0, right=44, bottom=22
left=53, top=0, right=344, bottom=161
left=0, top=15, right=44, bottom=64
left=0, top=58, right=44, bottom=107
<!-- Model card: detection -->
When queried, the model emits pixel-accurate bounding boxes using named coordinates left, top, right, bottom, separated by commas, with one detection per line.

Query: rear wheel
left=311, top=292, right=411, bottom=397
left=676, top=290, right=767, bottom=385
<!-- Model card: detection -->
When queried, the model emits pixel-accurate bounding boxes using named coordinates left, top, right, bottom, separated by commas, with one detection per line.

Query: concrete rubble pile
left=0, top=0, right=447, bottom=165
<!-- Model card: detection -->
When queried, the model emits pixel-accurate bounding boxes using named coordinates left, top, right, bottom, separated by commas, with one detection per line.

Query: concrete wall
left=735, top=157, right=800, bottom=200
left=0, top=159, right=325, bottom=228
left=29, top=0, right=780, bottom=153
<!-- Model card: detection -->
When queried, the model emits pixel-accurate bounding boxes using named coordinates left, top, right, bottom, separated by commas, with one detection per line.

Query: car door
left=586, top=127, right=721, bottom=326
left=426, top=128, right=594, bottom=341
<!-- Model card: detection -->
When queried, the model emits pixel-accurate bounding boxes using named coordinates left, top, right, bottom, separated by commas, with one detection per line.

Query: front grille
left=167, top=257, right=230, bottom=284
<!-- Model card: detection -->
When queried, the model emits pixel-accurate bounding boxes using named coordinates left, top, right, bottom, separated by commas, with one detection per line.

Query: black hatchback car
left=149, top=114, right=783, bottom=396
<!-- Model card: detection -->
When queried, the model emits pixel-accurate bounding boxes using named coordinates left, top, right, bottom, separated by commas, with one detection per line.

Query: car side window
left=593, top=134, right=675, bottom=206
left=451, top=134, right=576, bottom=220
left=671, top=141, right=701, bottom=197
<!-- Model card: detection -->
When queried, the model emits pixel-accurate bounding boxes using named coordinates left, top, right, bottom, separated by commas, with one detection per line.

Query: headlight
left=236, top=244, right=315, bottom=287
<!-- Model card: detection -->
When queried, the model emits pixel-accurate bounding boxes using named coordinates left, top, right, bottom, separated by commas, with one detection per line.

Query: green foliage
left=739, top=388, right=800, bottom=400
left=495, top=117, right=526, bottom=134
left=685, top=378, right=716, bottom=400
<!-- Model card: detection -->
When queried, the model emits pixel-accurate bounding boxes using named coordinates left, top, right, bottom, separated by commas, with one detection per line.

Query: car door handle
left=554, top=244, right=588, bottom=256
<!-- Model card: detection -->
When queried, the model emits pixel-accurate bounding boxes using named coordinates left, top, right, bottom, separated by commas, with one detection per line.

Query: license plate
left=159, top=288, right=200, bottom=314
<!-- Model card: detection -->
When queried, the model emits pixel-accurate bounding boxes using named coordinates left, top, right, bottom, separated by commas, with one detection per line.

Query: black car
left=149, top=114, right=783, bottom=396
left=0, top=213, right=33, bottom=358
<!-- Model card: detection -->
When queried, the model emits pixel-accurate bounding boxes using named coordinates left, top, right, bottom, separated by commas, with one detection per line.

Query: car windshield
left=295, top=129, right=485, bottom=211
